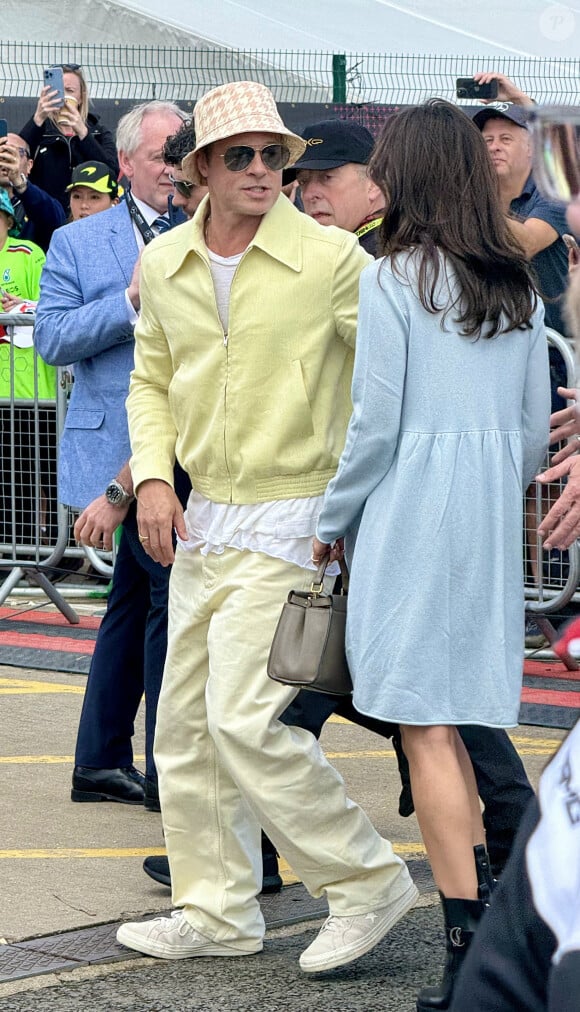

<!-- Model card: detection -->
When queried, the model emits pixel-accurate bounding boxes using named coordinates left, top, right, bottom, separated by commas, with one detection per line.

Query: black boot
left=261, top=831, right=283, bottom=894
left=473, top=844, right=495, bottom=903
left=416, top=894, right=487, bottom=1011
left=392, top=727, right=415, bottom=817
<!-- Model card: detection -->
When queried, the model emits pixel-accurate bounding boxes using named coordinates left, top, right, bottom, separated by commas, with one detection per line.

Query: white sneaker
left=299, top=872, right=419, bottom=973
left=116, top=910, right=263, bottom=960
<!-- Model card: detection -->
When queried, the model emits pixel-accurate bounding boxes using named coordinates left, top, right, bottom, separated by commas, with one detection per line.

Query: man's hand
left=537, top=456, right=580, bottom=549
left=136, top=479, right=188, bottom=567
left=127, top=252, right=142, bottom=311
left=74, top=495, right=129, bottom=551
left=0, top=141, right=22, bottom=187
left=472, top=72, right=534, bottom=107
left=33, top=85, right=63, bottom=127
left=1, top=293, right=25, bottom=312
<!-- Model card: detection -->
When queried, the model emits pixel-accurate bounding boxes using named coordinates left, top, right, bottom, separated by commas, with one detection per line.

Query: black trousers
left=74, top=466, right=191, bottom=781
left=74, top=504, right=171, bottom=781
left=280, top=689, right=534, bottom=874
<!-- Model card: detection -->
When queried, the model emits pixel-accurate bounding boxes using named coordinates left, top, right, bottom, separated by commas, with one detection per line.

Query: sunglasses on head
left=219, top=143, right=291, bottom=173
left=61, top=63, right=81, bottom=71
left=169, top=173, right=195, bottom=197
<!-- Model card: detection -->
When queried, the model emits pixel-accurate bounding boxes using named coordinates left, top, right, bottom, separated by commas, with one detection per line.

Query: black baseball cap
left=471, top=102, right=530, bottom=131
left=292, top=120, right=375, bottom=171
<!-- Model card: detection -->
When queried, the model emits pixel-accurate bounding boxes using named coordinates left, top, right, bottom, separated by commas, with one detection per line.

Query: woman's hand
left=57, top=99, right=88, bottom=140
left=569, top=245, right=580, bottom=275
left=548, top=387, right=580, bottom=464
left=311, top=536, right=344, bottom=566
left=33, top=86, right=63, bottom=127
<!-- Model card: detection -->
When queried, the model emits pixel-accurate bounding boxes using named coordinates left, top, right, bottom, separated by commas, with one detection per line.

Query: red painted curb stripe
left=0, top=608, right=101, bottom=630
left=0, top=631, right=96, bottom=654
left=521, top=686, right=580, bottom=708
left=524, top=659, right=580, bottom=681
left=523, top=667, right=580, bottom=683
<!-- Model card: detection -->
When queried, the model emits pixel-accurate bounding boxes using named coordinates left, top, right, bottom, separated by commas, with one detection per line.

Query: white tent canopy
left=5, top=0, right=580, bottom=58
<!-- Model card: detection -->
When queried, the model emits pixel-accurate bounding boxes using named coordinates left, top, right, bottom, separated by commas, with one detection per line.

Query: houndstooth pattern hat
left=182, top=81, right=306, bottom=185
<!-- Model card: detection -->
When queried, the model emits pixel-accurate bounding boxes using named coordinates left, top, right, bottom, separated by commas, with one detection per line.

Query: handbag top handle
left=311, top=554, right=349, bottom=595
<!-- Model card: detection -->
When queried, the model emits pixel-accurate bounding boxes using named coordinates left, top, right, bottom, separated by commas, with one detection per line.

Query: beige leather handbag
left=267, top=556, right=352, bottom=696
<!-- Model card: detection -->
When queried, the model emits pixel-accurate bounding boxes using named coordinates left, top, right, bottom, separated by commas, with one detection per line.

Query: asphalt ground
left=0, top=608, right=567, bottom=1010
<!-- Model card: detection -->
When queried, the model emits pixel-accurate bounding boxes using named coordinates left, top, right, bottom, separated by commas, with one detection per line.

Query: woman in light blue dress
left=312, top=101, right=550, bottom=1011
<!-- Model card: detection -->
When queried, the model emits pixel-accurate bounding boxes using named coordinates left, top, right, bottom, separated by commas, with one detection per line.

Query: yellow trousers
left=155, top=546, right=407, bottom=945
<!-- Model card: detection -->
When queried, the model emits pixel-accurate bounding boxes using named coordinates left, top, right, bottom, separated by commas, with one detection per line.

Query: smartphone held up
left=456, top=77, right=499, bottom=101
left=43, top=66, right=65, bottom=105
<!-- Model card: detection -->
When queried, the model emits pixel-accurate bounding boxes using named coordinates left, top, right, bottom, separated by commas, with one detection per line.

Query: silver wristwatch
left=104, top=479, right=134, bottom=507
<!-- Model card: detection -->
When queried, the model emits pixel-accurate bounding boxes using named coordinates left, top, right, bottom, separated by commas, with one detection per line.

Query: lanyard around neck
left=125, top=189, right=157, bottom=245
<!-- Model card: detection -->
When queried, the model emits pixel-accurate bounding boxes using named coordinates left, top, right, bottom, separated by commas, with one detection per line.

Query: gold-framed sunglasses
left=529, top=106, right=580, bottom=202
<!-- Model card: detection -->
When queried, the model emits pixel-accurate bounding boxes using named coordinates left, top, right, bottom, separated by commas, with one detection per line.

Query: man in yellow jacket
left=116, top=81, right=418, bottom=970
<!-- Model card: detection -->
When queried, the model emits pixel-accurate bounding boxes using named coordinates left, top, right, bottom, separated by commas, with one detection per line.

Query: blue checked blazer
left=35, top=201, right=141, bottom=509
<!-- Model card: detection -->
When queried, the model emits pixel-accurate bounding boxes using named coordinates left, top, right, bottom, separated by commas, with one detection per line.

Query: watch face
left=106, top=483, right=123, bottom=504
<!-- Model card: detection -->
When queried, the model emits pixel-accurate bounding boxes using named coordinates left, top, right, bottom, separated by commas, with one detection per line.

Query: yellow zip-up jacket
left=128, top=194, right=372, bottom=504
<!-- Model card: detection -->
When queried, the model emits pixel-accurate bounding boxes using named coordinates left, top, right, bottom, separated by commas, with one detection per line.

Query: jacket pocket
left=64, top=408, right=105, bottom=431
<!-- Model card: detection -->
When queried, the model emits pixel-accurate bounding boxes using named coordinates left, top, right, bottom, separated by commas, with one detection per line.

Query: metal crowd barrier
left=0, top=313, right=114, bottom=623
left=0, top=316, right=578, bottom=643
left=525, top=328, right=580, bottom=667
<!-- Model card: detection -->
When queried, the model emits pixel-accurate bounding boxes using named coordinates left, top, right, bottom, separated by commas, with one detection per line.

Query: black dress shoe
left=144, top=777, right=161, bottom=813
left=142, top=848, right=283, bottom=893
left=71, top=765, right=145, bottom=804
left=143, top=855, right=171, bottom=886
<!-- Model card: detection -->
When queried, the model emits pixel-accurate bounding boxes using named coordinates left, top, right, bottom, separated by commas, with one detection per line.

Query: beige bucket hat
left=182, top=80, right=306, bottom=185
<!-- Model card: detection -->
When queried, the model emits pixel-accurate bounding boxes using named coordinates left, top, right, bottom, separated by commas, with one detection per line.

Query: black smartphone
left=43, top=66, right=65, bottom=105
left=456, top=78, right=499, bottom=101
left=0, top=119, right=8, bottom=139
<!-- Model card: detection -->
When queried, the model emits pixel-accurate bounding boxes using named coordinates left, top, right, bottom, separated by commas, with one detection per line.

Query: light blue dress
left=316, top=255, right=551, bottom=728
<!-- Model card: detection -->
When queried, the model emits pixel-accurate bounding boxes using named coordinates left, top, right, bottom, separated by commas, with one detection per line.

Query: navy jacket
left=11, top=180, right=66, bottom=252
left=19, top=111, right=119, bottom=211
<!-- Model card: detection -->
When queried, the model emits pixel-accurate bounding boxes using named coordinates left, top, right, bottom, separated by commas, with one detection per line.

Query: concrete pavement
left=0, top=622, right=566, bottom=1009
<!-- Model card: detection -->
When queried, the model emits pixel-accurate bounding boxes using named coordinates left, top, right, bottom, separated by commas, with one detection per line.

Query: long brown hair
left=369, top=100, right=537, bottom=337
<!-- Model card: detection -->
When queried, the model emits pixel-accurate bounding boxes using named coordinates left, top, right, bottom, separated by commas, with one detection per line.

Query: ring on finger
left=138, top=533, right=150, bottom=543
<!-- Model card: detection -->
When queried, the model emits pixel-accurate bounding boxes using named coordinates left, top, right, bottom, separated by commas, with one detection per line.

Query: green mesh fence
left=0, top=43, right=579, bottom=106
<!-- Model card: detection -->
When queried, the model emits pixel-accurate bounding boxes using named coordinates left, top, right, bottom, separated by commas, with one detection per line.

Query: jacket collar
left=162, top=194, right=303, bottom=279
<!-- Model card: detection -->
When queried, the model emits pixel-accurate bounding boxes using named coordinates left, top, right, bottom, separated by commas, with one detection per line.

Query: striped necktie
left=152, top=214, right=171, bottom=235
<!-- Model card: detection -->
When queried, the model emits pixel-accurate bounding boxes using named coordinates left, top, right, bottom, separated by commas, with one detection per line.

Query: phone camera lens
left=457, top=88, right=467, bottom=98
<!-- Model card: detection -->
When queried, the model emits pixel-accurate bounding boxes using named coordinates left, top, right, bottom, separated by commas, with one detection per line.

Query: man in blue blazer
left=35, top=99, right=188, bottom=809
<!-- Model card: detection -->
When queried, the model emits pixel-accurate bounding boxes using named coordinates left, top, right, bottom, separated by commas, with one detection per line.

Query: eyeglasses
left=219, top=144, right=291, bottom=173
left=18, top=148, right=30, bottom=158
left=169, top=174, right=195, bottom=198
left=529, top=106, right=580, bottom=202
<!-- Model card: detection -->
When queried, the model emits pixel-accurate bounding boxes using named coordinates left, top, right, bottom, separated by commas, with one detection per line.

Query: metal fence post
left=332, top=54, right=347, bottom=103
